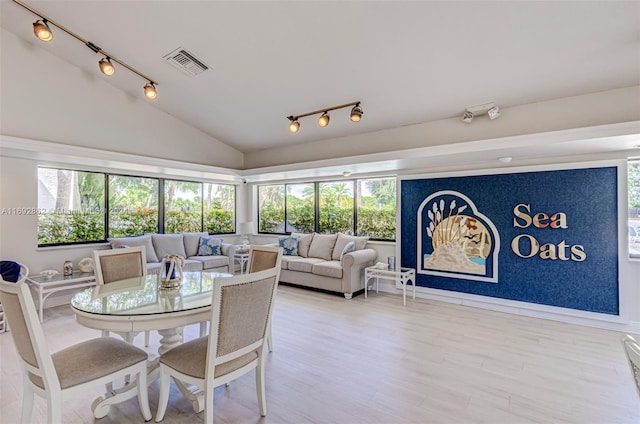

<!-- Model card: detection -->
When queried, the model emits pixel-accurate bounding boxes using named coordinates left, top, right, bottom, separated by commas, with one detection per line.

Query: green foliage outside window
left=258, top=177, right=396, bottom=240
left=109, top=208, right=158, bottom=237
left=37, top=213, right=105, bottom=245
left=629, top=161, right=640, bottom=215
left=38, top=168, right=236, bottom=245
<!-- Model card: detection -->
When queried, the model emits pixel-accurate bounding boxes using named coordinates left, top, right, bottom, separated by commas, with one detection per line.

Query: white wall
left=0, top=29, right=243, bottom=169
left=244, top=86, right=640, bottom=168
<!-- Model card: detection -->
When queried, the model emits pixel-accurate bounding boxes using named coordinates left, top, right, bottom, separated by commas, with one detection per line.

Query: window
left=203, top=183, right=235, bottom=234
left=286, top=183, right=315, bottom=233
left=108, top=175, right=158, bottom=237
left=629, top=160, right=640, bottom=259
left=37, top=167, right=236, bottom=246
left=357, top=177, right=397, bottom=240
left=257, top=177, right=396, bottom=241
left=37, top=168, right=105, bottom=245
left=258, top=185, right=285, bottom=233
left=319, top=181, right=354, bottom=234
left=164, top=180, right=202, bottom=233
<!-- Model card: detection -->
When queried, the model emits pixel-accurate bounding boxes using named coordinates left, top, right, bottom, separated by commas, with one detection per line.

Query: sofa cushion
left=308, top=234, right=338, bottom=261
left=340, top=241, right=356, bottom=264
left=182, top=232, right=208, bottom=257
left=312, top=261, right=343, bottom=279
left=286, top=257, right=325, bottom=273
left=292, top=233, right=315, bottom=258
left=188, top=255, right=229, bottom=269
left=152, top=233, right=187, bottom=260
left=146, top=262, right=162, bottom=274
left=332, top=233, right=369, bottom=260
left=182, top=259, right=204, bottom=272
left=108, top=235, right=158, bottom=263
left=198, top=236, right=224, bottom=256
left=278, top=235, right=299, bottom=255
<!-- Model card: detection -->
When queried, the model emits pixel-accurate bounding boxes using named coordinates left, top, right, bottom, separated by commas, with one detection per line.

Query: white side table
left=364, top=266, right=416, bottom=306
left=233, top=252, right=250, bottom=274
left=27, top=272, right=96, bottom=321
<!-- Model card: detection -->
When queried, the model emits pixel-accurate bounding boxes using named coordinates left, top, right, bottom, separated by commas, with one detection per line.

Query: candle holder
left=159, top=255, right=184, bottom=289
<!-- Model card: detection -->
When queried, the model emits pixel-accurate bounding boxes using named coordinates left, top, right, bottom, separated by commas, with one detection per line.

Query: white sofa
left=277, top=233, right=378, bottom=299
left=108, top=232, right=235, bottom=273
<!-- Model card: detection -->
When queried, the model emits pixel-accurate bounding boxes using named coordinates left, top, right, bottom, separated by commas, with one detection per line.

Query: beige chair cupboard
left=0, top=272, right=151, bottom=424
left=247, top=245, right=283, bottom=351
left=155, top=266, right=281, bottom=423
left=93, top=246, right=151, bottom=346
left=621, top=334, right=640, bottom=399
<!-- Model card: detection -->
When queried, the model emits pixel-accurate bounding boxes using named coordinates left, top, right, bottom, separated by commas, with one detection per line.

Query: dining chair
left=93, top=246, right=151, bottom=346
left=621, top=334, right=640, bottom=399
left=0, top=272, right=152, bottom=423
left=247, top=245, right=283, bottom=352
left=155, top=266, right=281, bottom=423
left=0, top=260, right=29, bottom=333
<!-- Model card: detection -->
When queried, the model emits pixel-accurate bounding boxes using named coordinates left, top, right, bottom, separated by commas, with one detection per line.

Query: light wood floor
left=1, top=285, right=638, bottom=424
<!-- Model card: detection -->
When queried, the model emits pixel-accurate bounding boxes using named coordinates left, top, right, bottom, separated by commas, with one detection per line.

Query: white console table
left=27, top=272, right=96, bottom=321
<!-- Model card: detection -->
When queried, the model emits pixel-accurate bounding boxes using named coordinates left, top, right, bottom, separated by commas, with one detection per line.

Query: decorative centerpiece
left=159, top=255, right=185, bottom=289
left=78, top=257, right=95, bottom=273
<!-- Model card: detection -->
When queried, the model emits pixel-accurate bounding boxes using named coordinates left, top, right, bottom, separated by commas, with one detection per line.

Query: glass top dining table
left=71, top=271, right=232, bottom=416
left=71, top=271, right=232, bottom=343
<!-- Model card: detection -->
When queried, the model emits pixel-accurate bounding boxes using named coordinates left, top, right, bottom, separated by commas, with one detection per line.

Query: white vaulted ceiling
left=1, top=1, right=638, bottom=155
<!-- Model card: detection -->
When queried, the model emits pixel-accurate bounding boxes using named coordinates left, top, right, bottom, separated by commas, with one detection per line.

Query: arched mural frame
left=417, top=190, right=501, bottom=283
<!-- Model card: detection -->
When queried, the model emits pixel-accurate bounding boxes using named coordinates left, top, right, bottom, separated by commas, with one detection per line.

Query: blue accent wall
left=401, top=166, right=619, bottom=315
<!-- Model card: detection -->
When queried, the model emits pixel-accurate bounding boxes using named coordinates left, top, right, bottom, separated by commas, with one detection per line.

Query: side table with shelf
left=364, top=266, right=416, bottom=306
left=27, top=272, right=96, bottom=321
left=233, top=247, right=250, bottom=274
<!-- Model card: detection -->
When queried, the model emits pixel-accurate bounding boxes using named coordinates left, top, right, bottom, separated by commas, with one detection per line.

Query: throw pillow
left=0, top=260, right=21, bottom=282
left=340, top=241, right=356, bottom=264
left=108, top=234, right=159, bottom=263
left=198, top=236, right=224, bottom=256
left=331, top=233, right=369, bottom=261
left=152, top=233, right=187, bottom=259
left=278, top=235, right=299, bottom=256
left=292, top=232, right=315, bottom=257
left=307, top=233, right=338, bottom=261
left=182, top=232, right=209, bottom=257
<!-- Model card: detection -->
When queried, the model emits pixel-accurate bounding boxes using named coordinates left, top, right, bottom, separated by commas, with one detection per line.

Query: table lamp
left=238, top=221, right=254, bottom=248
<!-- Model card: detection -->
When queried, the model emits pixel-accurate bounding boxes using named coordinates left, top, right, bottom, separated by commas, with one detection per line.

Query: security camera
left=242, top=179, right=247, bottom=184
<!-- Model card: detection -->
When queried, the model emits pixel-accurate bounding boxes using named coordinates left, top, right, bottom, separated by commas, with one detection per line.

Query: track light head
left=350, top=104, right=363, bottom=122
left=488, top=106, right=501, bottom=120
left=33, top=19, right=52, bottom=42
left=288, top=117, right=300, bottom=133
left=143, top=82, right=157, bottom=100
left=317, top=112, right=330, bottom=127
left=462, top=111, right=474, bottom=123
left=99, top=57, right=115, bottom=76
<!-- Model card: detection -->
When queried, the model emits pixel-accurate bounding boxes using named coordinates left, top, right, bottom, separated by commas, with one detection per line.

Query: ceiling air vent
left=163, top=47, right=209, bottom=76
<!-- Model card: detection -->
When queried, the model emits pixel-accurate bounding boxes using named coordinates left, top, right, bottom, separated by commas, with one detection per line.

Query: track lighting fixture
left=487, top=105, right=501, bottom=120
left=32, top=19, right=52, bottom=41
left=13, top=0, right=158, bottom=99
left=350, top=103, right=363, bottom=122
left=287, top=117, right=300, bottom=133
left=318, top=112, right=330, bottom=127
left=144, top=82, right=157, bottom=100
left=462, top=102, right=501, bottom=123
left=98, top=57, right=115, bottom=76
left=286, top=101, right=362, bottom=134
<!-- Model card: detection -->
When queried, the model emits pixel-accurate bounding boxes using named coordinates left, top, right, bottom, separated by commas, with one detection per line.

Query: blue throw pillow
left=198, top=236, right=224, bottom=256
left=0, top=260, right=21, bottom=282
left=278, top=236, right=299, bottom=256
left=340, top=241, right=356, bottom=264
